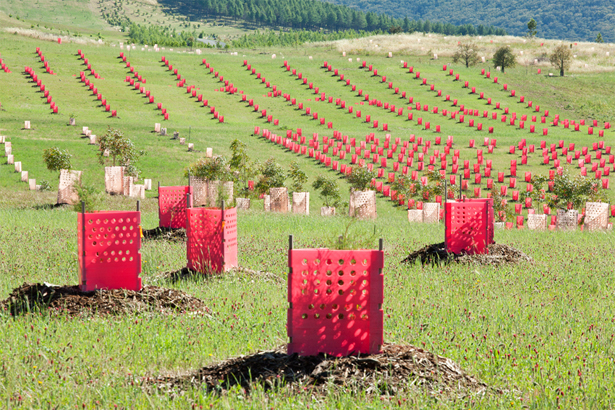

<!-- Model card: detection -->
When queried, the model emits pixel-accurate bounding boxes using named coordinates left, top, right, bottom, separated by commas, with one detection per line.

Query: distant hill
left=324, top=0, right=615, bottom=42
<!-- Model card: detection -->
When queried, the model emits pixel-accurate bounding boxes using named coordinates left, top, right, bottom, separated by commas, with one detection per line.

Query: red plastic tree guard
left=444, top=199, right=494, bottom=255
left=287, top=248, right=384, bottom=357
left=78, top=211, right=142, bottom=292
left=159, top=186, right=192, bottom=228
left=186, top=207, right=238, bottom=273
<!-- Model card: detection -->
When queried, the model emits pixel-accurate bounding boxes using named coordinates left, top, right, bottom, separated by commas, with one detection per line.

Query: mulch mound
left=142, top=227, right=186, bottom=242
left=153, top=344, right=488, bottom=397
left=0, top=283, right=210, bottom=316
left=401, top=242, right=532, bottom=266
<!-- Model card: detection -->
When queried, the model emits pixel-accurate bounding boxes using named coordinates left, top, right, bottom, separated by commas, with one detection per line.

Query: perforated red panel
left=159, top=186, right=192, bottom=228
left=287, top=249, right=384, bottom=357
left=186, top=207, right=238, bottom=273
left=78, top=211, right=142, bottom=292
left=445, top=199, right=494, bottom=255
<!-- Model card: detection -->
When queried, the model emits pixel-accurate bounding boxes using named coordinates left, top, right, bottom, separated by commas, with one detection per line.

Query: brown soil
left=153, top=344, right=488, bottom=397
left=142, top=227, right=186, bottom=242
left=0, top=283, right=210, bottom=317
left=401, top=242, right=532, bottom=266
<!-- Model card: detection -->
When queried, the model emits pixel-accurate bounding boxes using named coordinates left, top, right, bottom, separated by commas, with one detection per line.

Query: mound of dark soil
left=154, top=344, right=488, bottom=397
left=401, top=242, right=532, bottom=266
left=0, top=283, right=210, bottom=316
left=142, top=227, right=186, bottom=242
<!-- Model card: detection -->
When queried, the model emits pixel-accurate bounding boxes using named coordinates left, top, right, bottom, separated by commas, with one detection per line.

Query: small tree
left=527, top=18, right=537, bottom=38
left=43, top=147, right=72, bottom=175
left=185, top=155, right=230, bottom=181
left=98, top=127, right=144, bottom=178
left=255, top=158, right=286, bottom=194
left=391, top=174, right=417, bottom=200
left=596, top=32, right=604, bottom=43
left=288, top=162, right=307, bottom=192
left=452, top=42, right=480, bottom=68
left=346, top=165, right=376, bottom=192
left=229, top=139, right=257, bottom=197
left=492, top=46, right=516, bottom=73
left=531, top=172, right=605, bottom=211
left=312, top=175, right=342, bottom=207
left=549, top=44, right=572, bottom=77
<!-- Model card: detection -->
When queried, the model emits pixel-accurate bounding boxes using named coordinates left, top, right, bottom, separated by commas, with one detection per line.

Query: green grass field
left=2, top=27, right=615, bottom=409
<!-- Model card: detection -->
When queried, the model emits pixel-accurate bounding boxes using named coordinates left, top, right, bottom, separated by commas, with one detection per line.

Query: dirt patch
left=153, top=344, right=488, bottom=397
left=142, top=227, right=186, bottom=242
left=0, top=283, right=210, bottom=317
left=156, top=267, right=284, bottom=285
left=401, top=242, right=532, bottom=266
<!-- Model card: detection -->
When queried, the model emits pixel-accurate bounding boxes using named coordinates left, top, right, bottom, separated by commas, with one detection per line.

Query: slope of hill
left=325, top=0, right=615, bottom=42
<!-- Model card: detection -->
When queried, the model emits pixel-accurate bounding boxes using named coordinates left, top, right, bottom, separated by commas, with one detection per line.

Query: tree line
left=326, top=0, right=615, bottom=42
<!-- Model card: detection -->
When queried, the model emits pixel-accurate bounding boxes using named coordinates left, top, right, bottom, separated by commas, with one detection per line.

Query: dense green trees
left=128, top=0, right=506, bottom=47
left=327, top=0, right=614, bottom=42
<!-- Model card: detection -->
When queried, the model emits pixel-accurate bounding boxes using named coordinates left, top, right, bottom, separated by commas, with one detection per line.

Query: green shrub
left=312, top=175, right=342, bottom=207
left=42, top=147, right=72, bottom=174
left=185, top=155, right=231, bottom=181
left=73, top=185, right=102, bottom=213
left=255, top=158, right=286, bottom=194
left=346, top=165, right=375, bottom=191
left=288, top=162, right=307, bottom=192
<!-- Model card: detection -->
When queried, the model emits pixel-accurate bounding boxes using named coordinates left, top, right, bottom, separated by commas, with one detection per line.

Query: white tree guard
left=123, top=176, right=134, bottom=196
left=320, top=206, right=336, bottom=216
left=263, top=194, right=271, bottom=212
left=423, top=203, right=440, bottom=223
left=292, top=192, right=310, bottom=215
left=270, top=187, right=289, bottom=212
left=557, top=209, right=579, bottom=230
left=130, top=184, right=145, bottom=199
left=349, top=190, right=377, bottom=219
left=527, top=214, right=547, bottom=231
left=407, top=209, right=424, bottom=222
left=104, top=166, right=124, bottom=195
left=29, top=179, right=36, bottom=190
left=584, top=202, right=609, bottom=231
left=205, top=180, right=234, bottom=207
left=57, top=169, right=82, bottom=205
left=191, top=177, right=208, bottom=206
left=14, top=162, right=21, bottom=173
left=236, top=198, right=251, bottom=210
left=21, top=171, right=28, bottom=182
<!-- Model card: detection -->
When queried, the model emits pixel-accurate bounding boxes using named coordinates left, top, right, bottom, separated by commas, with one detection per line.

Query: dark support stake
left=81, top=201, right=86, bottom=286
left=459, top=174, right=462, bottom=200
left=289, top=234, right=294, bottom=250
left=136, top=200, right=140, bottom=212
left=379, top=238, right=383, bottom=251
left=186, top=192, right=191, bottom=209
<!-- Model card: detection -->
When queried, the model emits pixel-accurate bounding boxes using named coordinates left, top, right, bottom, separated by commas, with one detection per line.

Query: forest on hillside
left=324, top=0, right=615, bottom=42
left=130, top=0, right=506, bottom=46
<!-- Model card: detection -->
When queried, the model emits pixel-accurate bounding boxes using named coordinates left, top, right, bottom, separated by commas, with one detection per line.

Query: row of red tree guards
left=76, top=49, right=117, bottom=116
left=23, top=66, right=58, bottom=114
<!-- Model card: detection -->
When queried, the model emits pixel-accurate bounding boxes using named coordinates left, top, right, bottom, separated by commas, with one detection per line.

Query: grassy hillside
left=2, top=27, right=615, bottom=409
left=326, top=0, right=615, bottom=42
